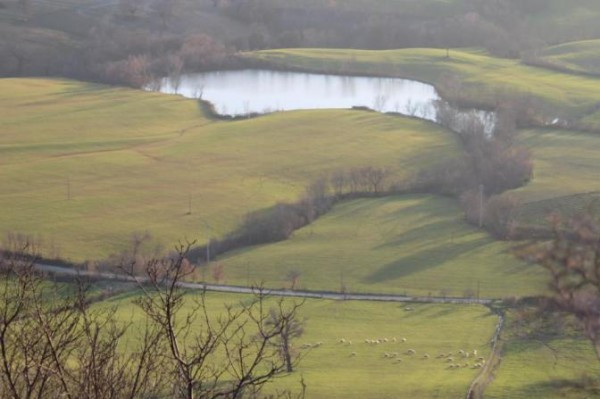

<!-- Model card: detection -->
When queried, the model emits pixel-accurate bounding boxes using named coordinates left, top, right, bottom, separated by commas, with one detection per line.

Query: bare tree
left=266, top=301, right=305, bottom=372
left=522, top=215, right=600, bottom=361
left=0, top=241, right=162, bottom=399
left=128, top=243, right=306, bottom=399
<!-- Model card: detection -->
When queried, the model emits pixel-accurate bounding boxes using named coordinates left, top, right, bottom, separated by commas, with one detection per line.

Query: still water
left=155, top=69, right=494, bottom=131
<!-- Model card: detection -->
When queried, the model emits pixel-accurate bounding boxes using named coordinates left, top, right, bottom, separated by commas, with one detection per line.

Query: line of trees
left=416, top=101, right=533, bottom=238
left=189, top=166, right=396, bottom=263
left=0, top=240, right=306, bottom=399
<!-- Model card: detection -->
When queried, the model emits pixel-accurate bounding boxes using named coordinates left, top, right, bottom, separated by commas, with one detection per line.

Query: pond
left=153, top=69, right=495, bottom=132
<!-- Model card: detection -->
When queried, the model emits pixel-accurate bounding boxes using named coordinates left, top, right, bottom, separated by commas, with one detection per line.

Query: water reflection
left=154, top=69, right=494, bottom=133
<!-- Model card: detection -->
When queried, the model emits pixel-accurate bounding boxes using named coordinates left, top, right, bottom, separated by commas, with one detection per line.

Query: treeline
left=189, top=166, right=401, bottom=263
left=0, top=0, right=237, bottom=88
left=217, top=0, right=600, bottom=57
left=418, top=102, right=533, bottom=238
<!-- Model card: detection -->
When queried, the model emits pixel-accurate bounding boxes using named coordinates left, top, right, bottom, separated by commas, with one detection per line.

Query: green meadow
left=486, top=312, right=600, bottom=399
left=103, top=290, right=499, bottom=399
left=537, top=39, right=600, bottom=76
left=510, top=128, right=600, bottom=229
left=216, top=195, right=544, bottom=298
left=248, top=48, right=600, bottom=126
left=0, top=78, right=459, bottom=261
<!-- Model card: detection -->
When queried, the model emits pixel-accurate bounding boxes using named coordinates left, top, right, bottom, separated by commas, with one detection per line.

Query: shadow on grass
left=364, top=237, right=490, bottom=283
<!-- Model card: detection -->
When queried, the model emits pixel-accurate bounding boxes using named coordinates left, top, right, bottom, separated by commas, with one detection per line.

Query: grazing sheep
left=463, top=363, right=469, bottom=368
left=365, top=339, right=370, bottom=344
left=436, top=354, right=445, bottom=359
left=423, top=354, right=430, bottom=359
left=406, top=349, right=416, bottom=355
left=477, top=357, right=485, bottom=362
left=339, top=338, right=346, bottom=344
left=350, top=352, right=357, bottom=357
left=392, top=337, right=397, bottom=343
left=446, top=357, right=454, bottom=363
left=401, top=338, right=407, bottom=343
left=313, top=342, right=322, bottom=348
left=347, top=340, right=352, bottom=345
left=383, top=338, right=389, bottom=343
left=394, top=358, right=403, bottom=363
left=405, top=307, right=413, bottom=311
left=473, top=350, right=478, bottom=356
left=301, top=344, right=311, bottom=349
left=392, top=352, right=399, bottom=357
left=384, top=353, right=390, bottom=358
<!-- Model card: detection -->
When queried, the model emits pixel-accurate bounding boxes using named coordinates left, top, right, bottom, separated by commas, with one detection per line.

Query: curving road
left=35, top=263, right=495, bottom=305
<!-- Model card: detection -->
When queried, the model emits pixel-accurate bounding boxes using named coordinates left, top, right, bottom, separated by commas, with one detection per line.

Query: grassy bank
left=215, top=195, right=544, bottom=298
left=0, top=78, right=460, bottom=261
left=246, top=48, right=600, bottom=127
left=486, top=311, right=600, bottom=399
left=510, top=128, right=600, bottom=230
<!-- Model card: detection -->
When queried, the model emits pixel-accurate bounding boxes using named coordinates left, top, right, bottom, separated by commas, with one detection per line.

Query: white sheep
left=423, top=354, right=430, bottom=359
left=473, top=349, right=478, bottom=356
left=406, top=349, right=416, bottom=355
left=401, top=338, right=407, bottom=343
left=446, top=357, right=454, bottom=363
left=339, top=338, right=346, bottom=344
left=392, top=337, right=397, bottom=343
left=383, top=338, right=389, bottom=343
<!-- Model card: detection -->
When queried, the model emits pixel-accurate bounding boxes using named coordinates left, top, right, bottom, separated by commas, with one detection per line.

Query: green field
left=0, top=78, right=460, bottom=261
left=486, top=312, right=600, bottom=399
left=216, top=195, right=544, bottom=298
left=104, top=290, right=498, bottom=399
left=509, top=129, right=600, bottom=229
left=247, top=48, right=600, bottom=127
left=537, top=39, right=600, bottom=76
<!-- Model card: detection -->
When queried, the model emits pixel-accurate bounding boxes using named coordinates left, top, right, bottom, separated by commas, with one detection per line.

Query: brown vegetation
left=0, top=239, right=307, bottom=398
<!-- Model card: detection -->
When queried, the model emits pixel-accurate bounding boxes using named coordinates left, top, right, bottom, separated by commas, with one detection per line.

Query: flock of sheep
left=300, top=337, right=486, bottom=370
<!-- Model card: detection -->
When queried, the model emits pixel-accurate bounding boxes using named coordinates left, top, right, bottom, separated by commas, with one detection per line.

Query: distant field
left=247, top=48, right=600, bottom=126
left=486, top=312, right=600, bottom=399
left=536, top=39, right=600, bottom=76
left=216, top=195, right=544, bottom=298
left=104, top=290, right=498, bottom=399
left=0, top=78, right=459, bottom=261
left=510, top=129, right=600, bottom=229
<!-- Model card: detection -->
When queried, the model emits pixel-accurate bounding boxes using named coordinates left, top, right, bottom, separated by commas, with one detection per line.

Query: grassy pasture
left=103, top=290, right=498, bottom=399
left=247, top=48, right=600, bottom=125
left=510, top=129, right=600, bottom=229
left=216, top=195, right=544, bottom=298
left=486, top=312, right=600, bottom=399
left=537, top=39, right=600, bottom=76
left=0, top=78, right=459, bottom=261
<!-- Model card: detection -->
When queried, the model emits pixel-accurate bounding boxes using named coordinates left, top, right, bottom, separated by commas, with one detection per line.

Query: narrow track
left=35, top=263, right=496, bottom=305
